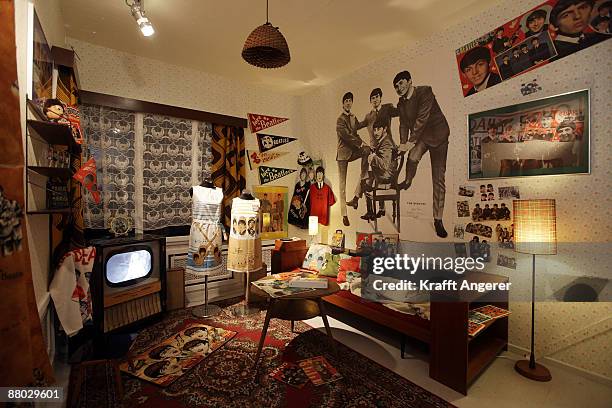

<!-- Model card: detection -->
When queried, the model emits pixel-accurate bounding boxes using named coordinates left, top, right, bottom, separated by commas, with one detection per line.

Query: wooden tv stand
left=271, top=240, right=509, bottom=394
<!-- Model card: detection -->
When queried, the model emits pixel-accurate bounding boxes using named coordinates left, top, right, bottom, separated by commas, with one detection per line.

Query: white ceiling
left=60, top=0, right=502, bottom=94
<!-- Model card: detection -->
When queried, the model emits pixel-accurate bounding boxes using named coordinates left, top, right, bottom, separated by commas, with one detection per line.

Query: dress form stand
left=228, top=190, right=263, bottom=317
left=188, top=180, right=223, bottom=318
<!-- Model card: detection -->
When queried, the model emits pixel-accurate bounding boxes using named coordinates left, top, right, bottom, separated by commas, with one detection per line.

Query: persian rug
left=71, top=301, right=455, bottom=407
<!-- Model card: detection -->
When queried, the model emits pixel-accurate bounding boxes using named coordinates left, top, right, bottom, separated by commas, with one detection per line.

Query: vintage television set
left=89, top=235, right=166, bottom=335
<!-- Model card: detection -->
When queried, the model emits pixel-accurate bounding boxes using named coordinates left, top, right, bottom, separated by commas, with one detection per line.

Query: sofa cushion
left=302, top=244, right=332, bottom=272
left=337, top=256, right=361, bottom=283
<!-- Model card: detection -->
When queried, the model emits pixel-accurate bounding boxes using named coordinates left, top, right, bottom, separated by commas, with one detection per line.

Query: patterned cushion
left=337, top=256, right=361, bottom=283
left=319, top=253, right=350, bottom=277
left=302, top=244, right=332, bottom=272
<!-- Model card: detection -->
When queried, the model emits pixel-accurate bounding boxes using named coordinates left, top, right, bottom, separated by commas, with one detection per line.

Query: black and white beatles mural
left=335, top=70, right=450, bottom=239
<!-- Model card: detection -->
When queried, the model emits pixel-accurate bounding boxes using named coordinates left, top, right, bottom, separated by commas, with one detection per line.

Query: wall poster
left=456, top=0, right=611, bottom=97
left=468, top=89, right=589, bottom=179
left=253, top=186, right=288, bottom=240
left=32, top=9, right=53, bottom=103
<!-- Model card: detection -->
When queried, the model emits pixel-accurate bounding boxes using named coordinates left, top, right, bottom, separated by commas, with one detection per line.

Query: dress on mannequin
left=227, top=194, right=263, bottom=316
left=187, top=185, right=224, bottom=317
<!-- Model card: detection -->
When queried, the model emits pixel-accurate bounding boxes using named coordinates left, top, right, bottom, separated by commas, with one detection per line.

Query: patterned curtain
left=80, top=105, right=213, bottom=234
left=211, top=124, right=246, bottom=231
left=142, top=115, right=212, bottom=231
left=80, top=104, right=137, bottom=230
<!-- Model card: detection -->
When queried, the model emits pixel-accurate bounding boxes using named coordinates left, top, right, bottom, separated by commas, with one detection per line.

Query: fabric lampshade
left=513, top=199, right=557, bottom=255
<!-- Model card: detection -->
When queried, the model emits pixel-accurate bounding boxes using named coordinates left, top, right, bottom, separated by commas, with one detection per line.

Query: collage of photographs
left=455, top=183, right=520, bottom=269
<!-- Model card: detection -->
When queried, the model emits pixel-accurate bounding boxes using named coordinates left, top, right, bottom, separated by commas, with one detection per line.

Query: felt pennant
left=73, top=157, right=101, bottom=204
left=259, top=166, right=297, bottom=185
left=248, top=113, right=289, bottom=133
left=257, top=133, right=297, bottom=153
left=247, top=150, right=288, bottom=170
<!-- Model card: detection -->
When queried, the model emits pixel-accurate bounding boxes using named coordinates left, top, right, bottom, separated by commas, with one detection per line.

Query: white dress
left=227, top=197, right=262, bottom=273
left=185, top=186, right=225, bottom=276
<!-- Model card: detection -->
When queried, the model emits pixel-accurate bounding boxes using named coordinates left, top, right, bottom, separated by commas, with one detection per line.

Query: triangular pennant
left=248, top=113, right=289, bottom=133
left=247, top=150, right=288, bottom=170
left=259, top=166, right=297, bottom=185
left=257, top=133, right=297, bottom=153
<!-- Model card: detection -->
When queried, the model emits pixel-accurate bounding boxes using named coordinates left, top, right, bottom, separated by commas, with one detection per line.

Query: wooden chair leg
left=253, top=300, right=274, bottom=369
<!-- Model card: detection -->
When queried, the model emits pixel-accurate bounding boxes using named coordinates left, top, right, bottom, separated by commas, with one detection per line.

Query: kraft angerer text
left=372, top=254, right=485, bottom=275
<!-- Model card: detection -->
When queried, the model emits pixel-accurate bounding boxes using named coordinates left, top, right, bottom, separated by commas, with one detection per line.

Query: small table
left=251, top=275, right=340, bottom=368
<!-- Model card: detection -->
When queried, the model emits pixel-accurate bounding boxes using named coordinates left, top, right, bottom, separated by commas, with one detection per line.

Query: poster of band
left=253, top=186, right=288, bottom=240
left=456, top=0, right=611, bottom=97
left=468, top=89, right=589, bottom=179
left=335, top=71, right=450, bottom=239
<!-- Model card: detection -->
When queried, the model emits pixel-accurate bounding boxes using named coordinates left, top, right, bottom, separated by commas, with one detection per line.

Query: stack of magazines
left=467, top=305, right=510, bottom=336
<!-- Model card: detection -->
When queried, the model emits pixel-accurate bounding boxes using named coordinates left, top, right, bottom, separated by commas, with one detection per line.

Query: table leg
left=290, top=320, right=295, bottom=333
left=253, top=299, right=274, bottom=369
left=318, top=299, right=337, bottom=355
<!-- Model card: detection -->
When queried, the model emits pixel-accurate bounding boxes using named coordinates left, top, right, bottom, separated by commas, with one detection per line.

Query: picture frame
left=468, top=89, right=590, bottom=180
left=32, top=9, right=53, bottom=102
left=253, top=185, right=288, bottom=240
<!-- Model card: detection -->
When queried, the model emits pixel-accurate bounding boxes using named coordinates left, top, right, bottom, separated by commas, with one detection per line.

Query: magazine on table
left=252, top=278, right=315, bottom=298
left=468, top=321, right=485, bottom=337
left=468, top=310, right=493, bottom=325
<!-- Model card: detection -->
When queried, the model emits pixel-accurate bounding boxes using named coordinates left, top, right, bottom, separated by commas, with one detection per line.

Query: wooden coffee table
left=251, top=275, right=340, bottom=368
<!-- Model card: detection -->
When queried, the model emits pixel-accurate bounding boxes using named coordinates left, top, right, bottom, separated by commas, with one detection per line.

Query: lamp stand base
left=514, top=360, right=552, bottom=382
left=192, top=304, right=222, bottom=318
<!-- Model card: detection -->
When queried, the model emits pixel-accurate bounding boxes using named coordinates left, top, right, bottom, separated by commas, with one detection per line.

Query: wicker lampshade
left=513, top=199, right=557, bottom=255
left=242, top=22, right=290, bottom=68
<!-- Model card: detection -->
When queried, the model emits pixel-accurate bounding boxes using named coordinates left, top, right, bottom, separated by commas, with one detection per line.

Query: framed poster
left=32, top=9, right=53, bottom=102
left=253, top=186, right=288, bottom=240
left=455, top=0, right=611, bottom=97
left=468, top=89, right=590, bottom=180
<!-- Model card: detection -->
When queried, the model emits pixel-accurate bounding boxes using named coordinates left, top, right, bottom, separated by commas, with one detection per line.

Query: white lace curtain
left=80, top=104, right=212, bottom=232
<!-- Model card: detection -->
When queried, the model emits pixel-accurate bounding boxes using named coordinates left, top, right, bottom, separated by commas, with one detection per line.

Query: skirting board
left=507, top=343, right=612, bottom=387
left=185, top=281, right=244, bottom=308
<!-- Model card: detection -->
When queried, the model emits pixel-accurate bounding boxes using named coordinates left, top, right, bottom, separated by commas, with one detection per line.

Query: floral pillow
left=337, top=256, right=361, bottom=283
left=302, top=244, right=332, bottom=272
left=319, top=253, right=350, bottom=277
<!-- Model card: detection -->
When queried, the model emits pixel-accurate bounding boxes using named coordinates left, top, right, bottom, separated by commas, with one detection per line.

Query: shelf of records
left=467, top=305, right=510, bottom=339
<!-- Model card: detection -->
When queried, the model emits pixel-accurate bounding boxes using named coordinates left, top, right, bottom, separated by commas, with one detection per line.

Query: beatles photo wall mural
left=335, top=71, right=450, bottom=239
left=456, top=0, right=611, bottom=97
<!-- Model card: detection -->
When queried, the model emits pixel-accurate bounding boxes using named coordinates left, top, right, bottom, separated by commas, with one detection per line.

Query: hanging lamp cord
left=266, top=0, right=269, bottom=23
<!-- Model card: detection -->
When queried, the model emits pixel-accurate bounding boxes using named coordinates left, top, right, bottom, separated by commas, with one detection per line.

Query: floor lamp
left=513, top=199, right=556, bottom=382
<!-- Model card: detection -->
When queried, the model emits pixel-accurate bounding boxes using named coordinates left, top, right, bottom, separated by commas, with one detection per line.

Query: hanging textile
left=185, top=186, right=225, bottom=275
left=211, top=124, right=246, bottom=231
left=80, top=104, right=137, bottom=230
left=0, top=1, right=54, bottom=386
left=227, top=196, right=262, bottom=272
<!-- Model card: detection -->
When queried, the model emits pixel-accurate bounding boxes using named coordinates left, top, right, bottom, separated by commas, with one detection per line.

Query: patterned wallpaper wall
left=298, top=0, right=612, bottom=379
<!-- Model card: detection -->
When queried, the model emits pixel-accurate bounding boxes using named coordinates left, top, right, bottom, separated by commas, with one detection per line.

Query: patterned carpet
left=72, top=300, right=455, bottom=408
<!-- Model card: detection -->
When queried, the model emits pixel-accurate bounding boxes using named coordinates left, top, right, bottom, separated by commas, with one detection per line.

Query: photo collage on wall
left=456, top=0, right=611, bottom=97
left=455, top=183, right=520, bottom=269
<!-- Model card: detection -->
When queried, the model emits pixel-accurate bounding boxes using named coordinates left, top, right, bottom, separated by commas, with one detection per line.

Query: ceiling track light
left=126, top=0, right=155, bottom=37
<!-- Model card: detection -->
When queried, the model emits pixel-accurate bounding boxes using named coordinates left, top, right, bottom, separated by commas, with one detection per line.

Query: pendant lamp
left=242, top=0, right=290, bottom=68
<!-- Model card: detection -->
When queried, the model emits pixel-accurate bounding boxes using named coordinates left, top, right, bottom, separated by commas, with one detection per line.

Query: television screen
left=106, top=249, right=152, bottom=285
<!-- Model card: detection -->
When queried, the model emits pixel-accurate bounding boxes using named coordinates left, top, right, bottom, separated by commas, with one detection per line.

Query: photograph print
left=254, top=186, right=288, bottom=240
left=455, top=0, right=611, bottom=97
left=336, top=69, right=450, bottom=238
left=468, top=89, right=589, bottom=179
left=32, top=10, right=53, bottom=103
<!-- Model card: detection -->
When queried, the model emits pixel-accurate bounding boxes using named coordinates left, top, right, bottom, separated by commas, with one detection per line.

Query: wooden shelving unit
left=27, top=119, right=76, bottom=148
left=27, top=165, right=72, bottom=178
left=429, top=271, right=509, bottom=395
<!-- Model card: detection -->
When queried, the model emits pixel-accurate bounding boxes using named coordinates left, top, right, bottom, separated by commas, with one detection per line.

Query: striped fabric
left=211, top=124, right=246, bottom=232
